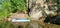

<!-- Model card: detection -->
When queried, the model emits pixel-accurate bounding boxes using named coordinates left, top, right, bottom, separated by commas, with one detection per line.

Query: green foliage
left=57, top=4, right=60, bottom=10
left=0, top=0, right=27, bottom=18
left=10, top=0, right=27, bottom=12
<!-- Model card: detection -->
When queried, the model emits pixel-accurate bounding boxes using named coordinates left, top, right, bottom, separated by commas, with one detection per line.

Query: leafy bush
left=0, top=0, right=27, bottom=18
left=57, top=4, right=60, bottom=10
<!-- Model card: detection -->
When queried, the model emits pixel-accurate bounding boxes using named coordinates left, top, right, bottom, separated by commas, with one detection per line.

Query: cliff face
left=27, top=0, right=58, bottom=20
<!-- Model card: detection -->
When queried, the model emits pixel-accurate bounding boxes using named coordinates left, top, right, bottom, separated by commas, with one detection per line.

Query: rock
left=28, top=21, right=43, bottom=28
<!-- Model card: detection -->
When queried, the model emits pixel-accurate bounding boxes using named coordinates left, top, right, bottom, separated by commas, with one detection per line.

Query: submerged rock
left=28, top=21, right=43, bottom=28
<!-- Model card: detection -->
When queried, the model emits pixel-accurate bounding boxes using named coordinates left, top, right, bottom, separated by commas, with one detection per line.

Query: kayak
left=12, top=18, right=30, bottom=22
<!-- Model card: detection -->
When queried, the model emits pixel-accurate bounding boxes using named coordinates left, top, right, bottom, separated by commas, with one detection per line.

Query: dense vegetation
left=0, top=0, right=27, bottom=19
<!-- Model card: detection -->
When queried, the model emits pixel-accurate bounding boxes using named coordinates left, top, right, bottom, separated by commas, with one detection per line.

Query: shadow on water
left=44, top=15, right=60, bottom=25
left=18, top=25, right=23, bottom=28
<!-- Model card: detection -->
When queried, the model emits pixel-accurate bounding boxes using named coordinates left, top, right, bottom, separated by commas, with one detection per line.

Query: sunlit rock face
left=27, top=0, right=36, bottom=9
left=27, top=0, right=57, bottom=20
left=44, top=10, right=57, bottom=16
left=28, top=0, right=45, bottom=20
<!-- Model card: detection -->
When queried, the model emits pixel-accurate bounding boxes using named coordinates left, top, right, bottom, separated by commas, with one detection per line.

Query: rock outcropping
left=27, top=0, right=57, bottom=20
